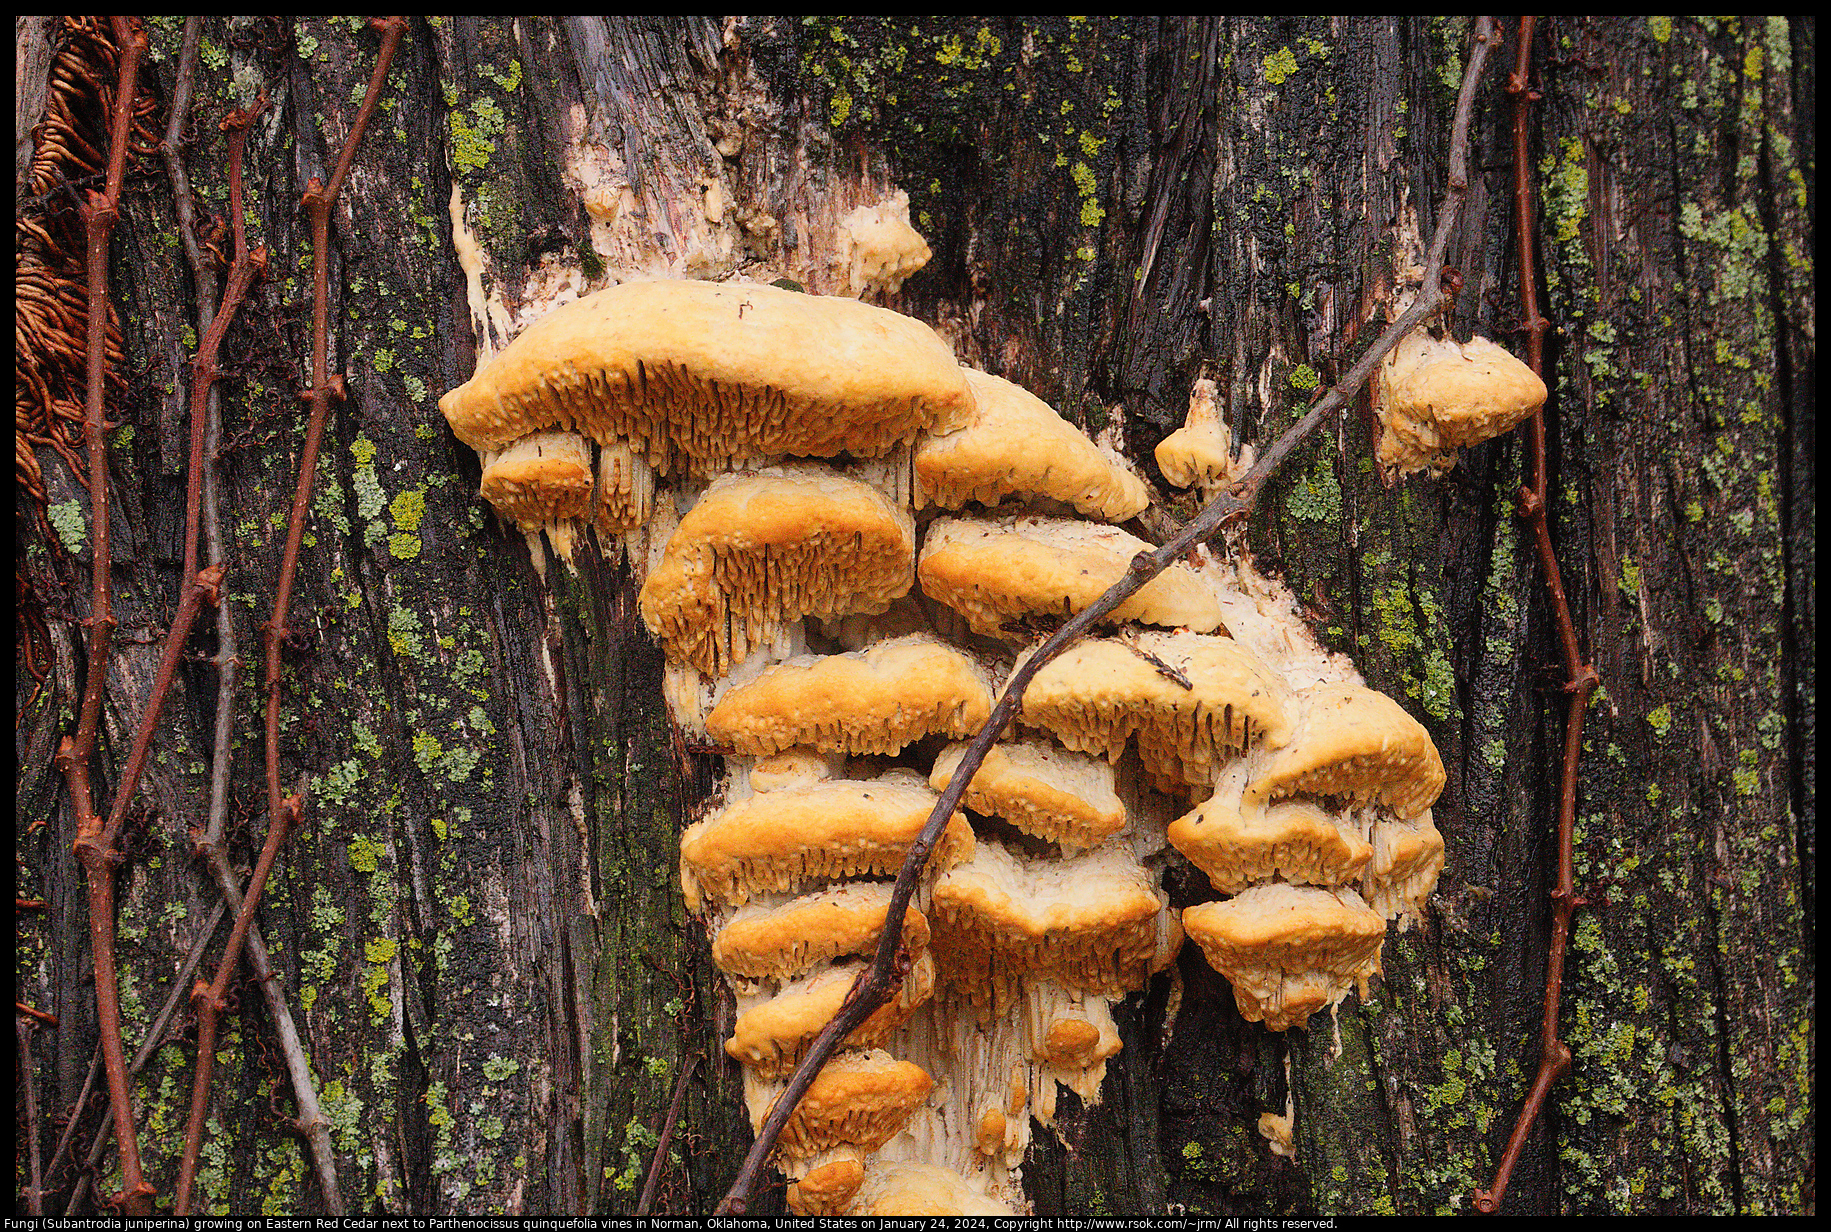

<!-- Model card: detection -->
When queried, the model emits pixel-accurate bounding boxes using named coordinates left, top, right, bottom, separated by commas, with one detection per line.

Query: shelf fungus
left=1182, top=884, right=1387, bottom=1031
left=1022, top=982, right=1125, bottom=1081
left=918, top=516, right=1223, bottom=639
left=726, top=956, right=938, bottom=1079
left=849, top=1163, right=1016, bottom=1217
left=677, top=769, right=973, bottom=912
left=839, top=191, right=932, bottom=298
left=915, top=370, right=1150, bottom=521
left=1373, top=329, right=1547, bottom=475
left=476, top=430, right=596, bottom=557
left=1154, top=377, right=1253, bottom=493
left=439, top=277, right=973, bottom=469
left=639, top=464, right=916, bottom=678
left=1015, top=631, right=1295, bottom=789
left=705, top=633, right=995, bottom=756
left=751, top=1049, right=935, bottom=1214
left=1168, top=779, right=1375, bottom=896
left=1361, top=811, right=1446, bottom=925
left=594, top=439, right=656, bottom=533
left=1013, top=980, right=1143, bottom=1132
left=930, top=840, right=1168, bottom=1014
left=530, top=277, right=1466, bottom=1207
left=1243, top=682, right=1445, bottom=819
left=711, top=882, right=932, bottom=983
left=786, top=1150, right=874, bottom=1218
left=929, top=739, right=1127, bottom=853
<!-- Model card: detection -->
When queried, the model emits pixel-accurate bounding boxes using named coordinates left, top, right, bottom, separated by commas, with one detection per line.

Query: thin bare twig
left=714, top=15, right=1502, bottom=1213
left=1473, top=16, right=1598, bottom=1214
left=157, top=92, right=264, bottom=1218
left=201, top=853, right=347, bottom=1212
left=173, top=795, right=302, bottom=1213
left=18, top=1016, right=46, bottom=1214
left=636, top=1052, right=700, bottom=1216
left=265, top=10, right=408, bottom=835
left=158, top=18, right=212, bottom=304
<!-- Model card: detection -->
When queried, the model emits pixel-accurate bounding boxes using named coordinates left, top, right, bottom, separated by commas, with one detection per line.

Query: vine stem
left=54, top=16, right=151, bottom=1215
left=1473, top=16, right=1599, bottom=1214
left=171, top=18, right=407, bottom=1214
left=714, top=16, right=1501, bottom=1214
left=162, top=92, right=266, bottom=1217
left=92, top=85, right=265, bottom=885
left=57, top=902, right=224, bottom=1216
left=155, top=19, right=346, bottom=1211
left=173, top=794, right=302, bottom=1213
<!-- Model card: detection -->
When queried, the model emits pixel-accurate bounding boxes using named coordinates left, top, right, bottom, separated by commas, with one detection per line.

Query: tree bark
left=15, top=15, right=1811, bottom=1217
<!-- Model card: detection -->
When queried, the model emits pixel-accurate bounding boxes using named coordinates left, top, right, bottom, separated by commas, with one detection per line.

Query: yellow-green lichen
left=313, top=477, right=351, bottom=537
left=1679, top=201, right=1771, bottom=305
left=1732, top=748, right=1759, bottom=797
left=47, top=500, right=87, bottom=554
left=1620, top=555, right=1642, bottom=593
left=449, top=97, right=505, bottom=174
left=314, top=758, right=363, bottom=809
left=1288, top=451, right=1342, bottom=523
left=1069, top=161, right=1104, bottom=228
left=412, top=733, right=444, bottom=773
left=1364, top=555, right=1461, bottom=723
left=1540, top=137, right=1590, bottom=245
left=361, top=960, right=391, bottom=1019
left=348, top=833, right=383, bottom=874
left=1263, top=46, right=1299, bottom=86
left=390, top=489, right=426, bottom=533
left=484, top=58, right=523, bottom=93
left=387, top=605, right=425, bottom=658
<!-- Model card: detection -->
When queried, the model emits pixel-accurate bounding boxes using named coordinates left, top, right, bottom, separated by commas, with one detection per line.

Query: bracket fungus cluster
left=1372, top=328, right=1548, bottom=476
left=443, top=272, right=1454, bottom=1212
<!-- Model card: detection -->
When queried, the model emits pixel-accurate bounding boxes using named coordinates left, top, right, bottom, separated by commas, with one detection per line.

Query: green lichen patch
left=1678, top=201, right=1771, bottom=306
left=48, top=500, right=87, bottom=554
left=449, top=97, right=505, bottom=174
left=1362, top=553, right=1461, bottom=723
left=1262, top=46, right=1300, bottom=86
left=1288, top=450, right=1343, bottom=523
left=1540, top=136, right=1591, bottom=246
